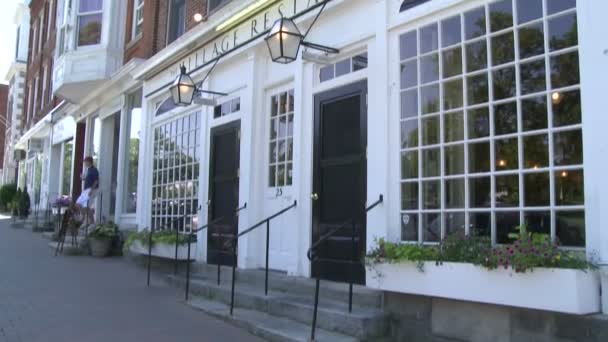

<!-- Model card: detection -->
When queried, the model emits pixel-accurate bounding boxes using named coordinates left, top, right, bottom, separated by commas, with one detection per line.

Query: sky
left=0, top=0, right=21, bottom=84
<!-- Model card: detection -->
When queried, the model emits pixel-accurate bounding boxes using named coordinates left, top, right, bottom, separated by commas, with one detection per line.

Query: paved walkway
left=0, top=217, right=264, bottom=342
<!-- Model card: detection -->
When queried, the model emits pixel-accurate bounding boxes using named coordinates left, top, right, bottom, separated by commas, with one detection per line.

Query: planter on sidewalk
left=90, top=237, right=112, bottom=257
left=88, top=222, right=119, bottom=258
left=366, top=261, right=600, bottom=314
left=129, top=240, right=196, bottom=260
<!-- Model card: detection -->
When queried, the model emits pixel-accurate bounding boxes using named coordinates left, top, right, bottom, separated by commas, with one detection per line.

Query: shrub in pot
left=88, top=222, right=119, bottom=257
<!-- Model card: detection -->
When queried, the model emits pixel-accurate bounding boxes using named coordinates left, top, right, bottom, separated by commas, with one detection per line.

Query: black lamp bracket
left=300, top=1, right=339, bottom=55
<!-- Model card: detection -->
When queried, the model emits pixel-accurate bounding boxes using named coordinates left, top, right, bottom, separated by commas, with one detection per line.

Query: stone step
left=189, top=263, right=383, bottom=309
left=187, top=296, right=358, bottom=342
left=166, top=274, right=389, bottom=340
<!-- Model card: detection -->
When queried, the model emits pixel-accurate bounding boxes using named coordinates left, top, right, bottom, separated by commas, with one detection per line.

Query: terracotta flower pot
left=89, top=237, right=112, bottom=257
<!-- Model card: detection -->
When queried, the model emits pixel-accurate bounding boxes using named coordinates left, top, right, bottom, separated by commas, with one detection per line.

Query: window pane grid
left=268, top=90, right=295, bottom=187
left=399, top=0, right=584, bottom=247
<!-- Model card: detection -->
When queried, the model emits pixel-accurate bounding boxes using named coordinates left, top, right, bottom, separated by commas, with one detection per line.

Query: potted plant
left=88, top=222, right=119, bottom=257
left=124, top=229, right=196, bottom=260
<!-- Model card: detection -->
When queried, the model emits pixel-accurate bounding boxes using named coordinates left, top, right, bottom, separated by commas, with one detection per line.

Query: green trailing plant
left=123, top=229, right=195, bottom=253
left=88, top=222, right=119, bottom=240
left=0, top=183, right=17, bottom=211
left=367, top=225, right=596, bottom=273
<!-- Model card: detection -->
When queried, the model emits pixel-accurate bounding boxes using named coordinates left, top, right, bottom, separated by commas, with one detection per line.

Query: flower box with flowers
left=124, top=229, right=196, bottom=260
left=365, top=227, right=600, bottom=314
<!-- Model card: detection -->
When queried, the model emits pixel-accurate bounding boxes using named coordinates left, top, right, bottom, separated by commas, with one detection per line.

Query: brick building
left=0, top=84, right=7, bottom=171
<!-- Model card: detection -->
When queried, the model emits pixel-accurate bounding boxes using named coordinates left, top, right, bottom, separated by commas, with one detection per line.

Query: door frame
left=311, top=79, right=368, bottom=281
left=207, top=119, right=241, bottom=266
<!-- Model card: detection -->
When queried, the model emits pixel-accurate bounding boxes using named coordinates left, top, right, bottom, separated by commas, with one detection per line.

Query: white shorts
left=76, top=188, right=97, bottom=207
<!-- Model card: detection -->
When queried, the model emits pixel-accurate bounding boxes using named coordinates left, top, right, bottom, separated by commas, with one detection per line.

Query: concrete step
left=166, top=274, right=389, bottom=340
left=189, top=263, right=383, bottom=309
left=187, top=296, right=357, bottom=342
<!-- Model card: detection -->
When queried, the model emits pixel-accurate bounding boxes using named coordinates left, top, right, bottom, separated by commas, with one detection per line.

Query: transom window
left=399, top=0, right=584, bottom=247
left=319, top=52, right=368, bottom=83
left=268, top=90, right=294, bottom=188
left=133, top=0, right=144, bottom=39
left=213, top=98, right=241, bottom=119
left=77, top=0, right=103, bottom=46
left=151, top=112, right=201, bottom=233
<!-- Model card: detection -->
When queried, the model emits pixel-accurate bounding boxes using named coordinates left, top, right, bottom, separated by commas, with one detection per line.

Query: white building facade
left=132, top=0, right=608, bottom=312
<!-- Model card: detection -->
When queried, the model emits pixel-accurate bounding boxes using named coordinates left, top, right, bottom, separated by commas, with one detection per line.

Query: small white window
left=268, top=89, right=295, bottom=188
left=77, top=0, right=103, bottom=47
left=132, top=0, right=144, bottom=39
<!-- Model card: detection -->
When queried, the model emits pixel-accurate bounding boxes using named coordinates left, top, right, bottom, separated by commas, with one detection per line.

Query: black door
left=208, top=121, right=240, bottom=266
left=312, top=81, right=367, bottom=284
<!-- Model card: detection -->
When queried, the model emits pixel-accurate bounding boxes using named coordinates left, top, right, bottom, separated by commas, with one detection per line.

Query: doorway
left=312, top=80, right=368, bottom=284
left=207, top=121, right=241, bottom=266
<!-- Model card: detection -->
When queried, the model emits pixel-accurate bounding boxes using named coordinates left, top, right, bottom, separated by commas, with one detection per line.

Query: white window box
left=366, top=261, right=600, bottom=314
left=129, top=240, right=196, bottom=260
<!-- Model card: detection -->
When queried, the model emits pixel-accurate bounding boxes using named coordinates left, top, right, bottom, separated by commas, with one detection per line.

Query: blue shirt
left=84, top=166, right=99, bottom=190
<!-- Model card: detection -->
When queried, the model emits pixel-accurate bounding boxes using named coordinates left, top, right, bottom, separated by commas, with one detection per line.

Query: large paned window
left=61, top=139, right=73, bottom=196
left=91, top=116, right=101, bottom=164
left=208, top=0, right=232, bottom=13
left=268, top=90, right=294, bottom=188
left=151, top=112, right=201, bottom=233
left=124, top=90, right=142, bottom=213
left=133, top=0, right=144, bottom=39
left=77, top=0, right=103, bottom=46
left=167, top=0, right=186, bottom=44
left=399, top=0, right=584, bottom=247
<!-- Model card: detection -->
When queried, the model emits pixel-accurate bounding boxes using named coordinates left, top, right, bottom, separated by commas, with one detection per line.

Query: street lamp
left=170, top=65, right=227, bottom=107
left=265, top=9, right=339, bottom=64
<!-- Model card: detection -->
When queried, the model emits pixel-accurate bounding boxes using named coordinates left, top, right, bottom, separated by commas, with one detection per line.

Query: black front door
left=208, top=121, right=240, bottom=266
left=312, top=81, right=367, bottom=284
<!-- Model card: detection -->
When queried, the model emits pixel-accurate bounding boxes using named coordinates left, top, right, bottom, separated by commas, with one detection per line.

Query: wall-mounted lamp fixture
left=170, top=65, right=227, bottom=107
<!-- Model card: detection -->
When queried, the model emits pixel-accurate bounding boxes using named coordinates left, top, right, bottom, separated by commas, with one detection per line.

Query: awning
left=16, top=101, right=67, bottom=149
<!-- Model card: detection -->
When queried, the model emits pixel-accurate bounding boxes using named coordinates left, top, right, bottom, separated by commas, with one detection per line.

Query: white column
left=114, top=95, right=128, bottom=223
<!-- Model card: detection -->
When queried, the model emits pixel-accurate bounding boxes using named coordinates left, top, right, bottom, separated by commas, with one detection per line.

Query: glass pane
left=519, top=23, right=545, bottom=59
left=401, top=213, right=419, bottom=241
left=467, top=73, right=488, bottom=105
left=470, top=212, right=491, bottom=237
left=468, top=107, right=489, bottom=139
left=523, top=134, right=549, bottom=168
left=522, top=96, right=548, bottom=131
left=401, top=89, right=418, bottom=119
left=80, top=0, right=103, bottom=12
left=495, top=138, right=518, bottom=171
left=401, top=60, right=418, bottom=89
left=444, top=111, right=464, bottom=142
left=553, top=90, right=581, bottom=127
left=279, top=92, right=288, bottom=114
left=270, top=118, right=278, bottom=140
left=494, top=102, right=517, bottom=135
left=401, top=182, right=419, bottom=210
left=335, top=59, right=351, bottom=77
left=496, top=211, right=520, bottom=244
left=554, top=129, right=583, bottom=166
left=421, top=84, right=440, bottom=114
left=445, top=145, right=465, bottom=175
left=549, top=13, right=578, bottom=52
left=491, top=31, right=514, bottom=65
left=422, top=116, right=440, bottom=145
left=443, top=47, right=462, bottom=78
left=466, top=40, right=487, bottom=72
left=320, top=65, right=334, bottom=82
left=551, top=52, right=580, bottom=88
left=517, top=0, right=542, bottom=24
left=422, top=148, right=440, bottom=177
left=555, top=169, right=584, bottom=205
left=401, top=120, right=419, bottom=149
left=556, top=211, right=585, bottom=247
left=547, top=0, right=577, bottom=15
left=524, top=211, right=551, bottom=235
left=271, top=96, right=278, bottom=117
left=445, top=178, right=465, bottom=208
left=493, top=66, right=516, bottom=100
left=352, top=53, right=368, bottom=71
left=441, top=15, right=461, bottom=47
left=470, top=177, right=491, bottom=208
left=420, top=23, right=439, bottom=53
left=401, top=151, right=419, bottom=179
left=489, top=0, right=513, bottom=32
left=524, top=172, right=550, bottom=206
left=443, top=79, right=463, bottom=110
left=78, top=13, right=102, bottom=46
left=496, top=174, right=519, bottom=207
left=520, top=59, right=546, bottom=95
left=420, top=54, right=439, bottom=84
left=422, top=180, right=440, bottom=209
left=446, top=212, right=466, bottom=237
left=277, top=164, right=285, bottom=187
left=469, top=141, right=490, bottom=173
left=269, top=166, right=276, bottom=187
left=464, top=7, right=486, bottom=40
left=423, top=213, right=441, bottom=242
left=269, top=142, right=277, bottom=163
left=400, top=31, right=417, bottom=60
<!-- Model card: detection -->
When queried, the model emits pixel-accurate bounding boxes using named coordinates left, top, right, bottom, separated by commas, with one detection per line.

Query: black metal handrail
left=223, top=200, right=298, bottom=315
left=146, top=215, right=188, bottom=287
left=308, top=194, right=383, bottom=342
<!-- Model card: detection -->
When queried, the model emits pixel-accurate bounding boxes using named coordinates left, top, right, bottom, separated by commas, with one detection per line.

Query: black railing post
left=265, top=219, right=270, bottom=296
left=217, top=230, right=222, bottom=286
left=185, top=232, right=192, bottom=301
left=230, top=240, right=237, bottom=316
left=349, top=218, right=355, bottom=314
left=146, top=228, right=153, bottom=287
left=174, top=224, right=179, bottom=275
left=311, top=277, right=320, bottom=342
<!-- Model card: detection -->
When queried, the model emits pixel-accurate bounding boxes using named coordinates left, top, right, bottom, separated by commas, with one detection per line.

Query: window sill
left=126, top=34, right=143, bottom=50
